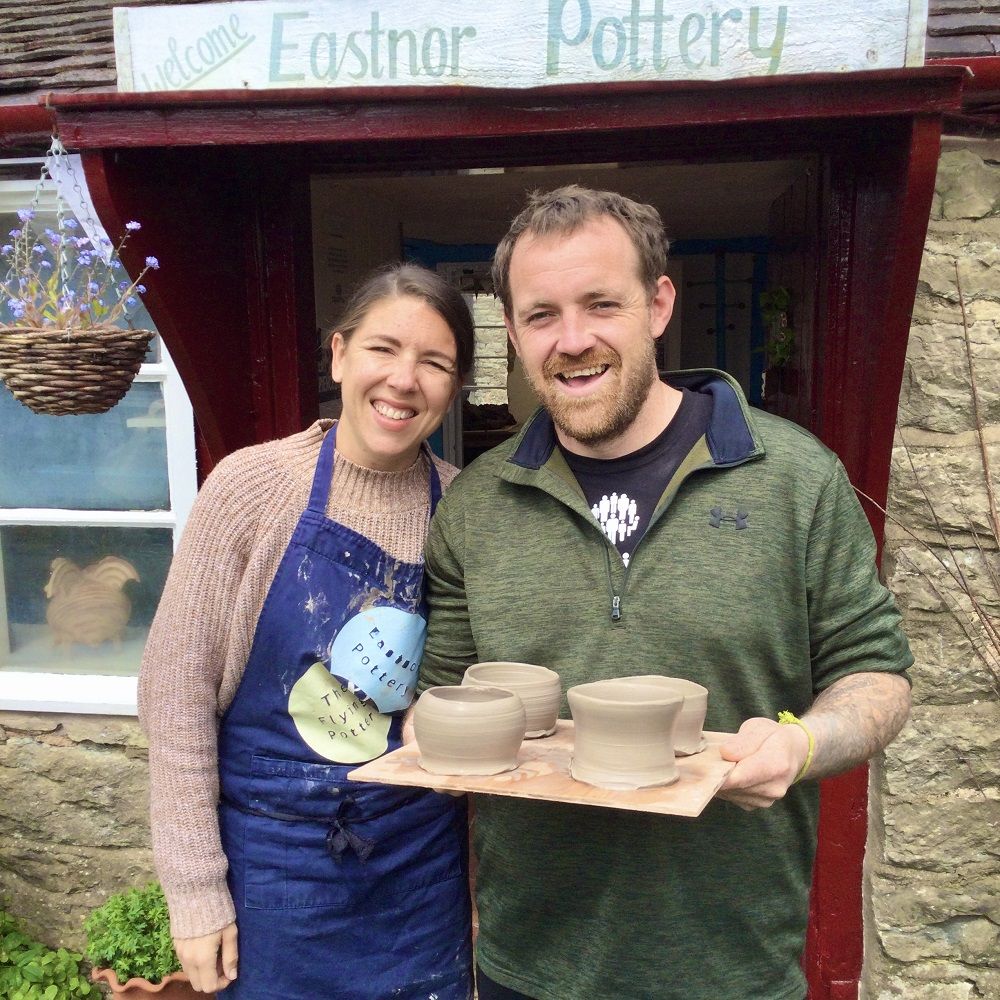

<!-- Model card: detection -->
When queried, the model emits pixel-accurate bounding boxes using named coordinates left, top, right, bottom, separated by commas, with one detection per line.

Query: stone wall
left=0, top=711, right=154, bottom=950
left=864, top=138, right=1000, bottom=999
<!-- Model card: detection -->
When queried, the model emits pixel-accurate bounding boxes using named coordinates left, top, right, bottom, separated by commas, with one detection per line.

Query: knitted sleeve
left=419, top=489, right=480, bottom=692
left=137, top=450, right=265, bottom=939
left=806, top=460, right=913, bottom=691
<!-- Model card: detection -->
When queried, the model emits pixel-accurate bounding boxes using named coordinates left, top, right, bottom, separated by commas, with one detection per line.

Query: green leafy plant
left=0, top=907, right=97, bottom=999
left=758, top=286, right=796, bottom=366
left=83, top=883, right=179, bottom=985
left=0, top=210, right=158, bottom=330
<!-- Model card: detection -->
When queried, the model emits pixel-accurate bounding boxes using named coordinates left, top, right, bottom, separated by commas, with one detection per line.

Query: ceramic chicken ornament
left=44, top=555, right=140, bottom=648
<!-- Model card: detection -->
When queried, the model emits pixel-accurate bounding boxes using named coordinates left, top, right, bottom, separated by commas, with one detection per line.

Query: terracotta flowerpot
left=91, top=967, right=213, bottom=999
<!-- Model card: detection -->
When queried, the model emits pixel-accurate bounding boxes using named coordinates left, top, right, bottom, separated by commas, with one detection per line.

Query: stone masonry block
left=882, top=702, right=1000, bottom=798
left=935, top=149, right=1000, bottom=220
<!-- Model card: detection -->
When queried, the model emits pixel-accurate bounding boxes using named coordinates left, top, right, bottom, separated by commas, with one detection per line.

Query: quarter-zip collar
left=502, top=368, right=765, bottom=480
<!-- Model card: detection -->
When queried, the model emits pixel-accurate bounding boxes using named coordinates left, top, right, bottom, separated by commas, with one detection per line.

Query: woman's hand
left=173, top=923, right=238, bottom=993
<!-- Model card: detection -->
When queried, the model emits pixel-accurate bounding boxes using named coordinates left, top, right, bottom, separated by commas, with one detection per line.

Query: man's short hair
left=492, top=185, right=669, bottom=317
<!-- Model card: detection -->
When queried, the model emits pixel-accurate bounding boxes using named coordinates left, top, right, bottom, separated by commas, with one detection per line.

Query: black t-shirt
left=560, top=387, right=713, bottom=567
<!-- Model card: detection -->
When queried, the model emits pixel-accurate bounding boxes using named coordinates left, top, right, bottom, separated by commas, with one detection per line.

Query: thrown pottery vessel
left=413, top=685, right=526, bottom=775
left=462, top=661, right=561, bottom=737
left=618, top=675, right=709, bottom=755
left=567, top=678, right=683, bottom=790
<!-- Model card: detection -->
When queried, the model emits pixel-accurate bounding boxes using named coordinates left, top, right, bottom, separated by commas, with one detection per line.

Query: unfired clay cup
left=413, top=685, right=527, bottom=775
left=618, top=675, right=709, bottom=755
left=567, top=678, right=683, bottom=790
left=462, top=661, right=561, bottom=738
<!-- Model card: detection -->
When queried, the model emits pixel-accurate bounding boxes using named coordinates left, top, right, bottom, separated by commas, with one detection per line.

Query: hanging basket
left=0, top=325, right=154, bottom=415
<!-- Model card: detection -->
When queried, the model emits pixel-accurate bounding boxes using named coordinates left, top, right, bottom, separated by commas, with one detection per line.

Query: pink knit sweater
left=137, top=421, right=458, bottom=939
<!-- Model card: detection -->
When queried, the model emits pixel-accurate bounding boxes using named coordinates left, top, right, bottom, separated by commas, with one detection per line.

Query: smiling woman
left=331, top=296, right=461, bottom=471
left=138, top=263, right=476, bottom=999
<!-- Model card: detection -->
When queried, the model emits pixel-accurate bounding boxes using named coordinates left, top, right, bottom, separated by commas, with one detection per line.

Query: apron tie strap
left=326, top=799, right=376, bottom=863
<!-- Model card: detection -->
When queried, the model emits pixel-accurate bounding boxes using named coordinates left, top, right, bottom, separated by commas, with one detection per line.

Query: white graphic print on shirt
left=592, top=491, right=640, bottom=567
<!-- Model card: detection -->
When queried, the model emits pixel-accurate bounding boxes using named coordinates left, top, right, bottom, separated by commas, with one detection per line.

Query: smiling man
left=419, top=186, right=912, bottom=1000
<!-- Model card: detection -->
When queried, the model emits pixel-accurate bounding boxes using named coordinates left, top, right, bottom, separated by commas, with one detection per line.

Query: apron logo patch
left=327, top=605, right=427, bottom=714
left=289, top=662, right=391, bottom=763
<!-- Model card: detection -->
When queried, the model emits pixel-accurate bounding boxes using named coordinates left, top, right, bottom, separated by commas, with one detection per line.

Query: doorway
left=309, top=157, right=814, bottom=465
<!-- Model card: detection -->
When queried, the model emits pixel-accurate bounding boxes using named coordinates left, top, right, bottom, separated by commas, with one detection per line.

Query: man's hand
left=716, top=671, right=911, bottom=811
left=173, top=922, right=238, bottom=993
left=717, top=718, right=809, bottom=811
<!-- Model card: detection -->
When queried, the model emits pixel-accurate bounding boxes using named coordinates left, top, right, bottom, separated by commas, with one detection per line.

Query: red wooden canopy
left=45, top=66, right=964, bottom=999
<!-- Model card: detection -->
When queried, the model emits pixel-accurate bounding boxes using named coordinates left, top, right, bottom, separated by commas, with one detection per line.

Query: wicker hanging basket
left=0, top=325, right=154, bottom=415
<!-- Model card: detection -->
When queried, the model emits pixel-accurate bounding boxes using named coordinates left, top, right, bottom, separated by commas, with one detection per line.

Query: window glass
left=0, top=380, right=169, bottom=510
left=0, top=525, right=173, bottom=676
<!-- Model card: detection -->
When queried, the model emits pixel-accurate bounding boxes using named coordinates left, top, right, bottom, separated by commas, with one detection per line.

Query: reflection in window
left=0, top=381, right=169, bottom=510
left=0, top=525, right=172, bottom=676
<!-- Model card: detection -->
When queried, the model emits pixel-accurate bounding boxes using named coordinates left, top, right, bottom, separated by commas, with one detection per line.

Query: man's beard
left=527, top=341, right=658, bottom=447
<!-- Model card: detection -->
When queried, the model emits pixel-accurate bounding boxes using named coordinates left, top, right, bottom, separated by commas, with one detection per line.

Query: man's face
left=504, top=216, right=675, bottom=453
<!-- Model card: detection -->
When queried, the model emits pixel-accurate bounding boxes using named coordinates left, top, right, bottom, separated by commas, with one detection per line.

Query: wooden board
left=348, top=720, right=735, bottom=818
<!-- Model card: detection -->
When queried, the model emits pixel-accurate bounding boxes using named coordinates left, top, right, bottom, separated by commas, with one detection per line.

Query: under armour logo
left=709, top=506, right=749, bottom=530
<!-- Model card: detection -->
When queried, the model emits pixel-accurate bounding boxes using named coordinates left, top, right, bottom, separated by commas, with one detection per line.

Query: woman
left=138, top=263, right=476, bottom=999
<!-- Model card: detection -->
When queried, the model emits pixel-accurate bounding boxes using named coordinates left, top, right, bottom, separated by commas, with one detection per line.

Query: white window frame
left=0, top=163, right=196, bottom=715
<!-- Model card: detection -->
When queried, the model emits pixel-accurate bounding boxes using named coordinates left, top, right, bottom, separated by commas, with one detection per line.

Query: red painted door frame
left=50, top=69, right=960, bottom=997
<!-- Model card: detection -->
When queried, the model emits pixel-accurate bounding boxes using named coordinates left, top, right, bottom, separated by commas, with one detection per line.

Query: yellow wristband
left=778, top=711, right=815, bottom=783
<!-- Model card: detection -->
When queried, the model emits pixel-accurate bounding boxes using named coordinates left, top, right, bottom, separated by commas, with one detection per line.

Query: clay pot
left=413, top=685, right=526, bottom=775
left=618, top=675, right=709, bottom=754
left=567, top=679, right=683, bottom=790
left=462, top=661, right=561, bottom=737
left=90, top=968, right=210, bottom=999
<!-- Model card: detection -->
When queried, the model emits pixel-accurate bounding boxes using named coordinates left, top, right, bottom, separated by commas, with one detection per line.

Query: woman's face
left=330, top=295, right=460, bottom=471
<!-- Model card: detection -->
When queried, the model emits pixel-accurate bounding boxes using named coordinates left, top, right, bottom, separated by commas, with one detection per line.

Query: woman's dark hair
left=330, top=263, right=475, bottom=383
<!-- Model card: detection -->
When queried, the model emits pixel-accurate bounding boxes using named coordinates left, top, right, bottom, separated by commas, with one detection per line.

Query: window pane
left=0, top=525, right=172, bottom=676
left=0, top=380, right=170, bottom=510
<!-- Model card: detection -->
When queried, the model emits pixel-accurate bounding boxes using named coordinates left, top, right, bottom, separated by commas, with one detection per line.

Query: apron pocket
left=240, top=754, right=466, bottom=911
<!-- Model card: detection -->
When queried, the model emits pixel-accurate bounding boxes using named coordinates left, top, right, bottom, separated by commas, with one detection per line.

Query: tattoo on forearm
left=803, top=673, right=911, bottom=780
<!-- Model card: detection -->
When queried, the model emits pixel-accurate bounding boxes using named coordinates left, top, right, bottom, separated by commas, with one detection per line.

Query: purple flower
left=9, top=229, right=21, bottom=238
left=32, top=244, right=45, bottom=255
left=137, top=284, right=146, bottom=294
left=126, top=296, right=138, bottom=306
left=88, top=282, right=99, bottom=293
left=16, top=209, right=33, bottom=223
left=61, top=218, right=79, bottom=230
left=77, top=252, right=93, bottom=266
left=80, top=303, right=90, bottom=313
left=40, top=261, right=52, bottom=270
left=145, top=256, right=160, bottom=269
left=125, top=221, right=141, bottom=231
left=0, top=244, right=12, bottom=255
left=117, top=281, right=128, bottom=291
left=7, top=299, right=26, bottom=319
left=111, top=260, right=122, bottom=270
left=75, top=237, right=91, bottom=248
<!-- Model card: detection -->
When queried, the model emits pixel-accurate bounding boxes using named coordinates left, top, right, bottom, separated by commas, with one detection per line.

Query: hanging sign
left=113, top=1, right=926, bottom=94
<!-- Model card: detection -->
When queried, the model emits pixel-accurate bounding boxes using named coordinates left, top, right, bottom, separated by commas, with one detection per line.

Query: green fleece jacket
left=420, top=370, right=911, bottom=1000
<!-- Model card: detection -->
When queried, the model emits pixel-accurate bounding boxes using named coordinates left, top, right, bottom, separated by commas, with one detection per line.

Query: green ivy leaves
left=0, top=909, right=96, bottom=999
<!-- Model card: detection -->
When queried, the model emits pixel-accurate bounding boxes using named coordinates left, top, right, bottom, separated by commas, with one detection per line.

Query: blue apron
left=217, top=425, right=472, bottom=1000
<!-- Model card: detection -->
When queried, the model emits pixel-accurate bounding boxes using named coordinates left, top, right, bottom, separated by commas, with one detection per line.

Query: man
left=419, top=186, right=912, bottom=1000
